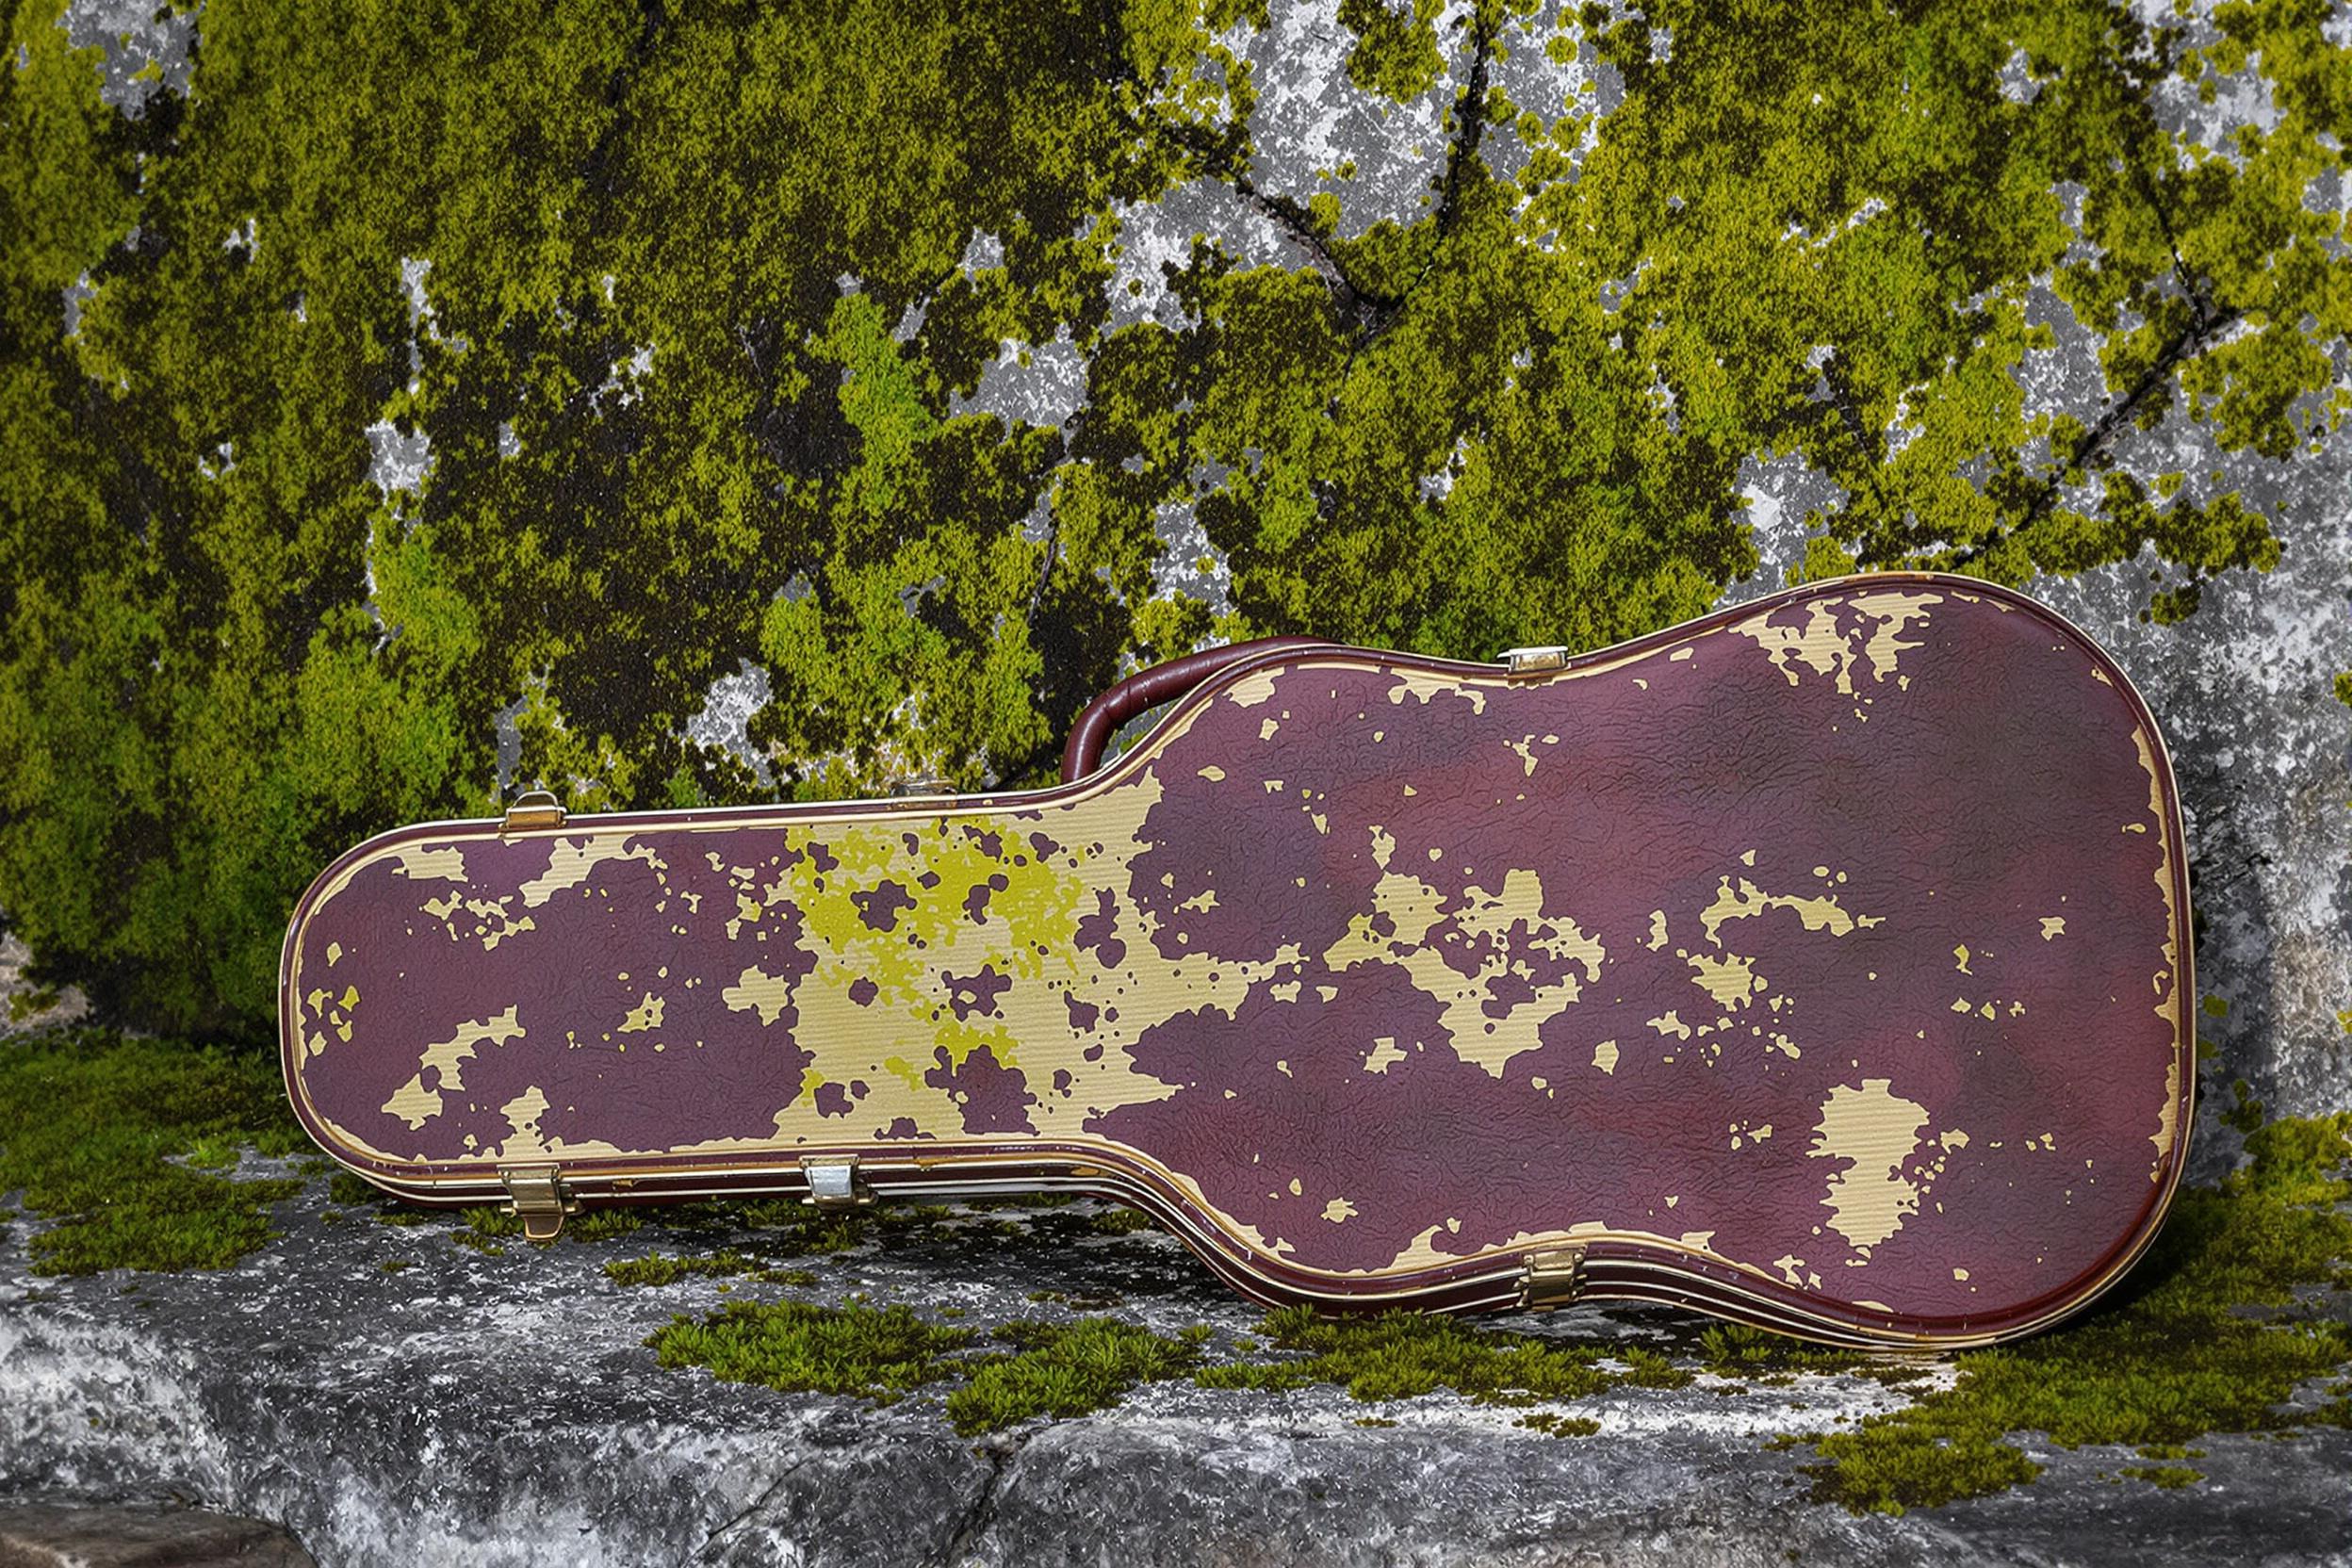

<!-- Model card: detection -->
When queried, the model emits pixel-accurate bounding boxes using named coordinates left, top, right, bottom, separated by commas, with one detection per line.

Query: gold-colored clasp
left=1520, top=1244, right=1587, bottom=1310
left=499, top=1164, right=578, bottom=1241
left=500, top=789, right=566, bottom=833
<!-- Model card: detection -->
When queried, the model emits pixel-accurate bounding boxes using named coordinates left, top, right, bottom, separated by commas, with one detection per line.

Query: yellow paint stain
left=618, top=992, right=665, bottom=1034
left=1645, top=910, right=1668, bottom=951
left=1592, top=1038, right=1619, bottom=1074
left=1953, top=943, right=1972, bottom=973
left=1322, top=1198, right=1358, bottom=1223
left=1198, top=765, right=1226, bottom=781
left=1647, top=1010, right=1692, bottom=1040
left=325, top=941, right=343, bottom=966
left=2040, top=916, right=2066, bottom=939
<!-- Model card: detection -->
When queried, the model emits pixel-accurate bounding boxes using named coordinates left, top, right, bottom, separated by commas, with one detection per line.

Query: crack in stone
left=931, top=1430, right=1029, bottom=1568
left=684, top=1452, right=817, bottom=1566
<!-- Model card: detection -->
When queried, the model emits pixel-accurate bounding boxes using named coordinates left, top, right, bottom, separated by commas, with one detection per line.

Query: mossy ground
left=0, top=1029, right=306, bottom=1274
left=6, top=1031, right=2349, bottom=1499
left=1789, top=1111, right=2352, bottom=1513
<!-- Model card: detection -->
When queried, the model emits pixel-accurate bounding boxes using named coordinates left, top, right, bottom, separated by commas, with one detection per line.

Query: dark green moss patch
left=2115, top=1464, right=2202, bottom=1489
left=606, top=1250, right=817, bottom=1288
left=645, top=1298, right=1218, bottom=1432
left=1798, top=1113, right=2352, bottom=1514
left=944, top=1318, right=1212, bottom=1436
left=1194, top=1304, right=1688, bottom=1410
left=0, top=1031, right=305, bottom=1275
left=646, top=1299, right=981, bottom=1406
left=1518, top=1411, right=1603, bottom=1438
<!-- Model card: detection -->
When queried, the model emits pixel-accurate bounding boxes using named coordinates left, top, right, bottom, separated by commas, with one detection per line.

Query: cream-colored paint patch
left=1699, top=874, right=1878, bottom=945
left=618, top=992, right=665, bottom=1034
left=1687, top=951, right=1763, bottom=1010
left=1321, top=861, right=1604, bottom=1077
left=722, top=966, right=796, bottom=1026
left=518, top=836, right=664, bottom=908
left=380, top=1006, right=526, bottom=1130
left=1363, top=1036, right=1408, bottom=1073
left=392, top=845, right=468, bottom=883
left=1731, top=590, right=1938, bottom=695
left=1384, top=670, right=1488, bottom=712
left=2039, top=916, right=2066, bottom=939
left=1322, top=1198, right=1358, bottom=1223
left=1224, top=670, right=1282, bottom=708
left=1808, top=1078, right=1930, bottom=1254
left=1592, top=1037, right=1619, bottom=1074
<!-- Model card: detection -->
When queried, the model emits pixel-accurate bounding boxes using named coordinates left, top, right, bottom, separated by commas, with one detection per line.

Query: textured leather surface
left=283, top=578, right=2188, bottom=1328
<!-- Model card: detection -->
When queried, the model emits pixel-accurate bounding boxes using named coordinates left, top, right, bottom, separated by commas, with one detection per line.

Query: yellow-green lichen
left=5, top=0, right=2340, bottom=1035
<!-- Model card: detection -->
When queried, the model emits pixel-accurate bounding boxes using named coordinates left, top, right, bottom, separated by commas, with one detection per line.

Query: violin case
left=280, top=573, right=2193, bottom=1348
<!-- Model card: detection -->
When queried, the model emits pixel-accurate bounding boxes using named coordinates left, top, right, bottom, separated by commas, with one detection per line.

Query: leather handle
left=1060, top=637, right=1334, bottom=781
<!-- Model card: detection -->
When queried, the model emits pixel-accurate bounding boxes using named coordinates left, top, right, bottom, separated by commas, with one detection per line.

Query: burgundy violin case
left=280, top=573, right=2193, bottom=1348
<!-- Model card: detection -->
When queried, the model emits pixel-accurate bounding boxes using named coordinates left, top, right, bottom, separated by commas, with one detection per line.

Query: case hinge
left=501, top=790, right=566, bottom=833
left=800, top=1155, right=874, bottom=1210
left=1499, top=645, right=1570, bottom=678
left=1519, top=1244, right=1588, bottom=1311
left=499, top=1164, right=579, bottom=1241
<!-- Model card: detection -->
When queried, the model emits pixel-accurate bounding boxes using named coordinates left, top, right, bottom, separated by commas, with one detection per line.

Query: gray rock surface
left=3, top=1162, right=2347, bottom=1567
left=0, top=1498, right=313, bottom=1567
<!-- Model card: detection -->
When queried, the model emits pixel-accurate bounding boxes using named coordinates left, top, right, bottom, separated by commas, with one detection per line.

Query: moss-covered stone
left=0, top=1030, right=303, bottom=1274
left=646, top=1298, right=980, bottom=1406
left=6, top=0, right=2343, bottom=1035
left=945, top=1317, right=1213, bottom=1435
left=1193, top=1302, right=1687, bottom=1405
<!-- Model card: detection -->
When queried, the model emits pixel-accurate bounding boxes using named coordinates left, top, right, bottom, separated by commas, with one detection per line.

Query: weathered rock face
left=2, top=1165, right=2347, bottom=1568
left=0, top=1499, right=313, bottom=1568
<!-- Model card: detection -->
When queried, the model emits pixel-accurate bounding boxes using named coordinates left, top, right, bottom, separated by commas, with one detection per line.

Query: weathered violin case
left=281, top=573, right=2192, bottom=1348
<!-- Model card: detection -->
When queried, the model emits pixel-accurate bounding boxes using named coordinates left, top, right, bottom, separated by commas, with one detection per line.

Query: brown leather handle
left=1060, top=637, right=1334, bottom=781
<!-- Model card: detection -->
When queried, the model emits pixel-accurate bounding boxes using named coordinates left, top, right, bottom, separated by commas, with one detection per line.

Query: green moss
left=0, top=1030, right=304, bottom=1275
left=944, top=1317, right=1212, bottom=1435
left=1194, top=1304, right=1687, bottom=1409
left=6, top=0, right=2341, bottom=1034
left=2115, top=1463, right=2202, bottom=1489
left=605, top=1250, right=816, bottom=1288
left=1518, top=1411, right=1603, bottom=1437
left=1798, top=1113, right=2352, bottom=1514
left=646, top=1298, right=981, bottom=1406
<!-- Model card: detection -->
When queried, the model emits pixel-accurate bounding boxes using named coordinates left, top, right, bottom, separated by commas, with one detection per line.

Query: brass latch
left=501, top=790, right=566, bottom=833
left=1499, top=645, right=1570, bottom=678
left=499, top=1164, right=578, bottom=1241
left=1520, top=1244, right=1588, bottom=1310
left=884, top=777, right=953, bottom=808
left=800, top=1155, right=874, bottom=1210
